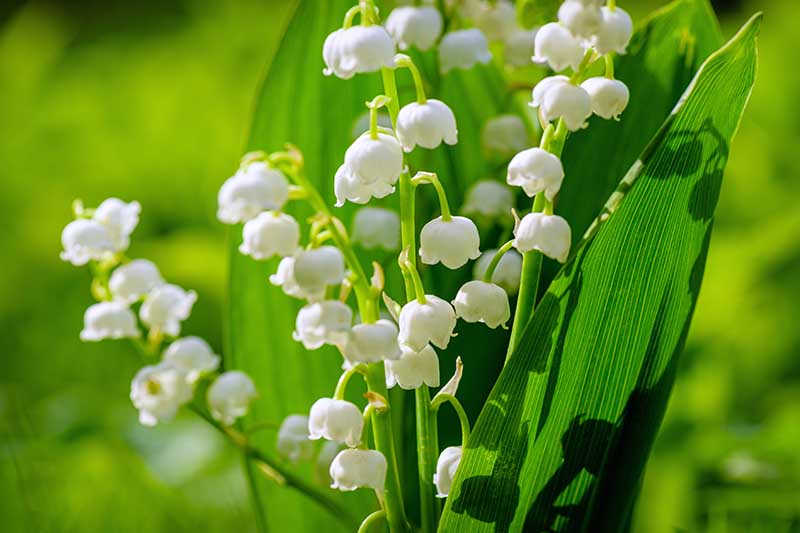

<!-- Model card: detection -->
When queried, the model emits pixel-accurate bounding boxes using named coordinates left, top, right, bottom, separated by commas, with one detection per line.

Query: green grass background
left=0, top=0, right=797, bottom=531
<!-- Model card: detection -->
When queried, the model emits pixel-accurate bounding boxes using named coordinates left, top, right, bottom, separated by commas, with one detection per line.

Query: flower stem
left=604, top=54, right=616, bottom=79
left=358, top=510, right=386, bottom=533
left=395, top=54, right=427, bottom=104
left=482, top=240, right=515, bottom=284
left=334, top=364, right=366, bottom=400
left=411, top=172, right=452, bottom=221
left=431, top=393, right=471, bottom=446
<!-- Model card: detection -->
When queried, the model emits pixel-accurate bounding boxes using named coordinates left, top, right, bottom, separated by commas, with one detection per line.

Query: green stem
left=242, top=455, right=270, bottom=533
left=358, top=510, right=387, bottom=533
left=431, top=394, right=470, bottom=445
left=381, top=67, right=400, bottom=128
left=334, top=364, right=366, bottom=400
left=482, top=240, right=515, bottom=283
left=411, top=173, right=452, bottom=221
left=395, top=54, right=427, bottom=104
left=604, top=54, right=615, bottom=79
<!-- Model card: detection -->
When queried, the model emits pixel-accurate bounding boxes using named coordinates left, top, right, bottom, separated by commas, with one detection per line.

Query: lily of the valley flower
left=323, top=26, right=396, bottom=80
left=533, top=22, right=584, bottom=72
left=398, top=296, right=457, bottom=352
left=342, top=319, right=403, bottom=363
left=109, top=259, right=164, bottom=303
left=504, top=29, right=537, bottom=67
left=207, top=370, right=258, bottom=426
left=593, top=6, right=633, bottom=55
left=453, top=280, right=510, bottom=329
left=472, top=0, right=516, bottom=42
left=293, top=246, right=346, bottom=296
left=139, top=283, right=197, bottom=337
left=581, top=77, right=630, bottom=120
left=351, top=207, right=401, bottom=251
left=385, top=5, right=443, bottom=51
left=162, top=336, right=220, bottom=383
left=130, top=362, right=194, bottom=426
left=482, top=114, right=529, bottom=159
left=330, top=449, right=387, bottom=491
left=60, top=219, right=116, bottom=266
left=80, top=301, right=140, bottom=341
left=217, top=162, right=289, bottom=224
left=438, top=29, right=492, bottom=74
left=276, top=414, right=314, bottom=463
left=270, top=256, right=326, bottom=301
left=93, top=198, right=141, bottom=252
left=507, top=147, right=565, bottom=200
left=531, top=76, right=592, bottom=131
left=308, top=398, right=364, bottom=447
left=434, top=446, right=463, bottom=498
left=396, top=99, right=458, bottom=152
left=462, top=180, right=514, bottom=220
left=558, top=0, right=602, bottom=39
left=334, top=132, right=403, bottom=206
left=239, top=211, right=300, bottom=260
left=473, top=248, right=523, bottom=295
left=419, top=216, right=481, bottom=270
left=513, top=212, right=572, bottom=263
left=385, top=344, right=440, bottom=390
left=293, top=300, right=353, bottom=350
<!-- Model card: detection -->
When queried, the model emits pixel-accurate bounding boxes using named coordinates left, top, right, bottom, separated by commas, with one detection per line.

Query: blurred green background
left=0, top=0, right=797, bottom=532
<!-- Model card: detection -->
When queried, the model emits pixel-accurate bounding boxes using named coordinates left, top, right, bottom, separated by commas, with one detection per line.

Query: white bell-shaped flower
left=473, top=248, right=523, bottom=295
left=385, top=6, right=443, bottom=51
left=434, top=446, right=463, bottom=498
left=335, top=132, right=403, bottom=207
left=80, top=301, right=140, bottom=341
left=293, top=246, right=346, bottom=296
left=217, top=162, right=289, bottom=224
left=507, top=147, right=565, bottom=201
left=533, top=22, right=584, bottom=72
left=592, top=6, right=633, bottom=55
left=438, top=29, right=492, bottom=74
left=398, top=295, right=457, bottom=352
left=419, top=216, right=481, bottom=269
left=162, top=336, right=220, bottom=383
left=342, top=319, right=402, bottom=363
left=130, top=362, right=194, bottom=426
left=308, top=398, right=364, bottom=447
left=330, top=449, right=387, bottom=491
left=139, top=283, right=197, bottom=337
left=270, top=256, right=326, bottom=301
left=239, top=211, right=300, bottom=260
left=462, top=180, right=514, bottom=219
left=453, top=280, right=510, bottom=329
left=532, top=76, right=592, bottom=131
left=293, top=300, right=353, bottom=350
left=108, top=259, right=164, bottom=303
left=531, top=75, right=570, bottom=108
left=482, top=114, right=528, bottom=159
left=385, top=344, right=440, bottom=390
left=207, top=370, right=258, bottom=426
left=60, top=219, right=116, bottom=266
left=352, top=207, right=401, bottom=251
left=396, top=99, right=458, bottom=152
left=322, top=26, right=396, bottom=80
left=504, top=29, right=537, bottom=67
left=558, top=0, right=602, bottom=39
left=473, top=0, right=516, bottom=42
left=581, top=77, right=630, bottom=120
left=513, top=212, right=572, bottom=263
left=93, top=198, right=141, bottom=251
left=276, top=414, right=314, bottom=463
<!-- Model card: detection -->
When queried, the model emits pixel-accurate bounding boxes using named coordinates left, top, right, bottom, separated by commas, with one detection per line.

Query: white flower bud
left=352, top=207, right=401, bottom=251
left=462, top=180, right=514, bottom=219
left=293, top=300, right=353, bottom=350
left=558, top=0, right=602, bottom=39
left=207, top=370, right=258, bottom=426
left=109, top=259, right=164, bottom=303
left=93, top=198, right=141, bottom=251
left=507, top=147, right=565, bottom=201
left=323, top=26, right=396, bottom=80
left=396, top=99, right=458, bottom=152
left=473, top=248, right=523, bottom=295
left=80, top=302, right=140, bottom=341
left=276, top=414, right=314, bottom=463
left=482, top=114, right=528, bottom=159
left=419, top=216, right=481, bottom=270
left=60, top=219, right=116, bottom=266
left=308, top=398, right=364, bottom=447
left=533, top=23, right=584, bottom=72
left=239, top=211, right=300, bottom=260
left=335, top=133, right=403, bottom=207
left=438, top=29, right=492, bottom=74
left=217, top=162, right=289, bottom=224
left=398, top=296, right=457, bottom=352
left=453, top=280, right=510, bottom=329
left=434, top=446, right=463, bottom=498
left=531, top=76, right=591, bottom=131
left=386, top=6, right=443, bottom=51
left=592, top=6, right=633, bottom=55
left=581, top=77, right=630, bottom=120
left=270, top=256, right=326, bottom=301
left=330, top=449, right=387, bottom=491
left=130, top=362, right=194, bottom=426
left=385, top=344, right=440, bottom=390
left=472, top=0, right=516, bottom=42
left=293, top=246, right=346, bottom=295
left=162, top=336, right=220, bottom=383
left=504, top=29, right=537, bottom=67
left=513, top=212, right=572, bottom=263
left=342, top=319, right=402, bottom=363
left=139, top=283, right=197, bottom=337
left=531, top=75, right=570, bottom=108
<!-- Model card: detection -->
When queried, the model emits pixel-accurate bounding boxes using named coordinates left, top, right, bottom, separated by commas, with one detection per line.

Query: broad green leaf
left=440, top=12, right=761, bottom=533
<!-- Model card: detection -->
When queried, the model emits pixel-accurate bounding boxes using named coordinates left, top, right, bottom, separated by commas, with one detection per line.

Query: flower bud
left=482, top=114, right=528, bottom=160
left=342, top=319, right=402, bottom=363
left=581, top=77, right=630, bottom=120
left=162, top=336, right=220, bottom=383
left=504, top=29, right=537, bottom=67
left=398, top=296, right=457, bottom=352
left=462, top=180, right=514, bottom=220
left=473, top=248, right=523, bottom=295
left=352, top=207, right=401, bottom=251
left=276, top=414, right=313, bottom=463
left=93, top=198, right=141, bottom=252
left=217, top=162, right=289, bottom=224
left=239, top=211, right=300, bottom=260
left=558, top=0, right=602, bottom=39
left=207, top=370, right=258, bottom=426
left=323, top=26, right=396, bottom=80
left=385, top=344, right=440, bottom=390
left=385, top=6, right=443, bottom=51
left=472, top=0, right=516, bottom=42
left=453, top=280, right=510, bottom=329
left=330, top=449, right=387, bottom=491
left=335, top=133, right=403, bottom=207
left=434, top=446, right=463, bottom=498
left=270, top=256, right=326, bottom=301
left=139, top=284, right=197, bottom=337
left=396, top=99, right=458, bottom=152
left=293, top=300, right=353, bottom=350
left=308, top=398, right=363, bottom=447
left=60, top=219, right=116, bottom=266
left=109, top=259, right=164, bottom=303
left=293, top=246, right=346, bottom=295
left=533, top=22, right=584, bottom=72
left=592, top=6, right=633, bottom=55
left=130, top=362, right=194, bottom=426
left=438, top=29, right=492, bottom=74
left=513, top=212, right=572, bottom=263
left=80, top=302, right=140, bottom=341
left=531, top=76, right=591, bottom=131
left=419, top=216, right=481, bottom=270
left=507, top=147, right=565, bottom=200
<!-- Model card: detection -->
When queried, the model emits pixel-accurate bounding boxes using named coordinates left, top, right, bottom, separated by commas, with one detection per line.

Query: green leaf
left=440, top=11, right=761, bottom=533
